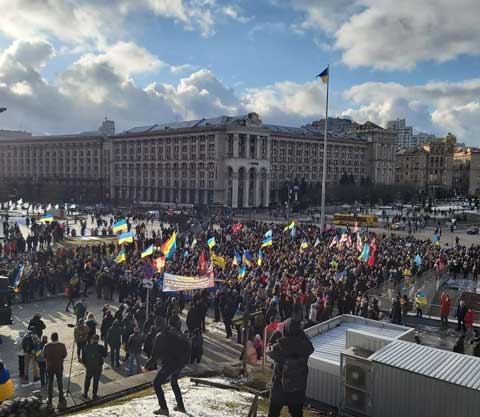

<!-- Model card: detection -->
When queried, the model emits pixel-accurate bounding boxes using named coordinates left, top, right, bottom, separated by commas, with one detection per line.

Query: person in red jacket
left=465, top=309, right=475, bottom=337
left=440, top=292, right=451, bottom=328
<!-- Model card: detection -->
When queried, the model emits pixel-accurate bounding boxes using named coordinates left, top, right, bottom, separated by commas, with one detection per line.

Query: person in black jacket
left=106, top=320, right=122, bottom=367
left=186, top=301, right=202, bottom=333
left=150, top=327, right=189, bottom=416
left=266, top=318, right=314, bottom=417
left=82, top=334, right=107, bottom=400
left=28, top=314, right=46, bottom=338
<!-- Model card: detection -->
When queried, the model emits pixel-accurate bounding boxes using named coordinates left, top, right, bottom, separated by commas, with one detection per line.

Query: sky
left=0, top=0, right=479, bottom=145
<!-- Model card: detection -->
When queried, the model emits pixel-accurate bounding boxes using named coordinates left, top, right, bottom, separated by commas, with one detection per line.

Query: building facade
left=395, top=133, right=457, bottom=192
left=453, top=148, right=480, bottom=196
left=0, top=113, right=396, bottom=207
left=395, top=148, right=429, bottom=188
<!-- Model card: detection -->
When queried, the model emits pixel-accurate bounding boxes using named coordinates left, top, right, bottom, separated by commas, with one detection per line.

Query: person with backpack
left=22, top=327, right=40, bottom=383
left=73, top=298, right=87, bottom=323
left=150, top=326, right=190, bottom=415
left=266, top=318, right=314, bottom=417
left=82, top=334, right=107, bottom=400
left=74, top=319, right=90, bottom=362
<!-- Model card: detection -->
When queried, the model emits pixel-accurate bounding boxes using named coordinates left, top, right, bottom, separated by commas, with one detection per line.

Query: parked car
left=466, top=227, right=479, bottom=235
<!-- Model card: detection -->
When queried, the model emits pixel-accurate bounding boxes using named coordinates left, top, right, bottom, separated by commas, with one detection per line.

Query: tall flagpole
left=320, top=64, right=329, bottom=231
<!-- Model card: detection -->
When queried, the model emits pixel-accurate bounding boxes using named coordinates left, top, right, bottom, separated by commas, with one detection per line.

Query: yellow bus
left=333, top=213, right=378, bottom=227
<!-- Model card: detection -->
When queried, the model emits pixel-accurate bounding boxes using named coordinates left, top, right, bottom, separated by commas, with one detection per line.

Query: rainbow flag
left=118, top=231, right=134, bottom=245
left=161, top=231, right=177, bottom=260
left=39, top=213, right=54, bottom=223
left=115, top=249, right=126, bottom=264
left=141, top=244, right=154, bottom=258
left=113, top=219, right=128, bottom=233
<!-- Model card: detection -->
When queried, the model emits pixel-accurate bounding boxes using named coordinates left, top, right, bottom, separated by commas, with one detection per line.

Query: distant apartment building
left=387, top=118, right=414, bottom=149
left=395, top=148, right=429, bottom=188
left=412, top=132, right=436, bottom=146
left=453, top=148, right=480, bottom=196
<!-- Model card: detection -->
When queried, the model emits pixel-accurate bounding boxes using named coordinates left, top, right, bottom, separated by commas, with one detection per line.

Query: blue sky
left=0, top=0, right=479, bottom=145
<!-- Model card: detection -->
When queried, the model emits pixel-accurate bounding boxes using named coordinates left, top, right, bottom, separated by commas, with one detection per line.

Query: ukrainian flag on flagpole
left=264, top=230, right=272, bottom=239
left=39, top=213, right=54, bottom=223
left=207, top=237, right=216, bottom=249
left=242, top=250, right=253, bottom=268
left=113, top=219, right=128, bottom=233
left=316, top=67, right=329, bottom=84
left=161, top=231, right=177, bottom=259
left=141, top=244, right=154, bottom=258
left=118, top=231, right=134, bottom=245
left=238, top=265, right=247, bottom=280
left=261, top=235, right=272, bottom=248
left=257, top=249, right=263, bottom=266
left=283, top=220, right=295, bottom=232
left=13, top=265, right=24, bottom=293
left=232, top=250, right=241, bottom=266
left=115, top=249, right=126, bottom=264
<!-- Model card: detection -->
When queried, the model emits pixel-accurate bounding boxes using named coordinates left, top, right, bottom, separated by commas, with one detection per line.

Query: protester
left=106, top=319, right=122, bottom=368
left=43, top=332, right=67, bottom=408
left=266, top=318, right=314, bottom=417
left=22, top=327, right=40, bottom=383
left=456, top=300, right=468, bottom=332
left=14, top=330, right=25, bottom=381
left=189, top=328, right=203, bottom=366
left=74, top=319, right=90, bottom=362
left=28, top=313, right=46, bottom=338
left=440, top=292, right=451, bottom=328
left=0, top=362, right=14, bottom=402
left=127, top=327, right=144, bottom=376
left=150, top=325, right=189, bottom=415
left=82, top=334, right=107, bottom=400
left=37, top=335, right=48, bottom=389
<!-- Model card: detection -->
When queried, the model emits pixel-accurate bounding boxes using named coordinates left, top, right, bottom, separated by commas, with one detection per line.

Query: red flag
left=153, top=256, right=165, bottom=272
left=231, top=223, right=243, bottom=233
left=367, top=243, right=377, bottom=267
left=198, top=250, right=207, bottom=274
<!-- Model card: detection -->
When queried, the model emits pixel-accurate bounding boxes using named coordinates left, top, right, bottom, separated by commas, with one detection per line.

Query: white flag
left=54, top=204, right=59, bottom=209
left=46, top=204, right=52, bottom=211
left=17, top=198, right=22, bottom=205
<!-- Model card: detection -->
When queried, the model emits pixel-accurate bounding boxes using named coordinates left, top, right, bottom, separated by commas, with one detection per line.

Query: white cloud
left=281, top=0, right=480, bottom=70
left=221, top=5, right=251, bottom=24
left=342, top=79, right=480, bottom=144
left=75, top=41, right=165, bottom=79
left=241, top=80, right=328, bottom=126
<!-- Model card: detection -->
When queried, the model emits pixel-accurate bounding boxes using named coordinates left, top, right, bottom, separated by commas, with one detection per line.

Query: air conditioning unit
left=340, top=347, right=373, bottom=417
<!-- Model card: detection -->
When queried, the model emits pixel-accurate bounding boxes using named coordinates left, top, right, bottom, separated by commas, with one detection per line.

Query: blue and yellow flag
left=13, top=265, right=24, bottom=293
left=257, top=249, right=264, bottom=266
left=141, top=244, right=154, bottom=258
left=118, top=231, right=134, bottom=245
left=207, top=237, right=216, bottom=249
left=242, top=250, right=253, bottom=268
left=300, top=240, right=309, bottom=252
left=39, top=213, right=54, bottom=223
left=264, top=230, right=272, bottom=239
left=316, top=67, right=329, bottom=84
left=115, top=249, right=126, bottom=264
left=211, top=252, right=226, bottom=269
left=113, top=219, right=128, bottom=233
left=238, top=265, right=247, bottom=280
left=232, top=250, right=241, bottom=266
left=283, top=220, right=295, bottom=232
left=261, top=236, right=272, bottom=248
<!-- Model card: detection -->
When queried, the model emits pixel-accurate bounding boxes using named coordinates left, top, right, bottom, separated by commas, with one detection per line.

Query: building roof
left=305, top=315, right=411, bottom=367
left=370, top=340, right=480, bottom=391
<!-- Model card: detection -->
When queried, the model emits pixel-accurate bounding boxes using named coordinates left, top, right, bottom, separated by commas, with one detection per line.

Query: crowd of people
left=2, top=205, right=480, bottom=414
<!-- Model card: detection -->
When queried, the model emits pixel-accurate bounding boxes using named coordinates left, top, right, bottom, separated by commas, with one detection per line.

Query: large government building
left=0, top=113, right=396, bottom=207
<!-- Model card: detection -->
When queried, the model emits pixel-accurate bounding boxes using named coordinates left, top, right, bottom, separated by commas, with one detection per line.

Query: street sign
left=142, top=279, right=153, bottom=289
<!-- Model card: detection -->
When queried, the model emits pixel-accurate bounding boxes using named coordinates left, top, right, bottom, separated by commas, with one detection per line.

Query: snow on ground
left=72, top=378, right=255, bottom=417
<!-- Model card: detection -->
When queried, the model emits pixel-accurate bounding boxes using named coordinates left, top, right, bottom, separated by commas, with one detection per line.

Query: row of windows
left=113, top=178, right=215, bottom=188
